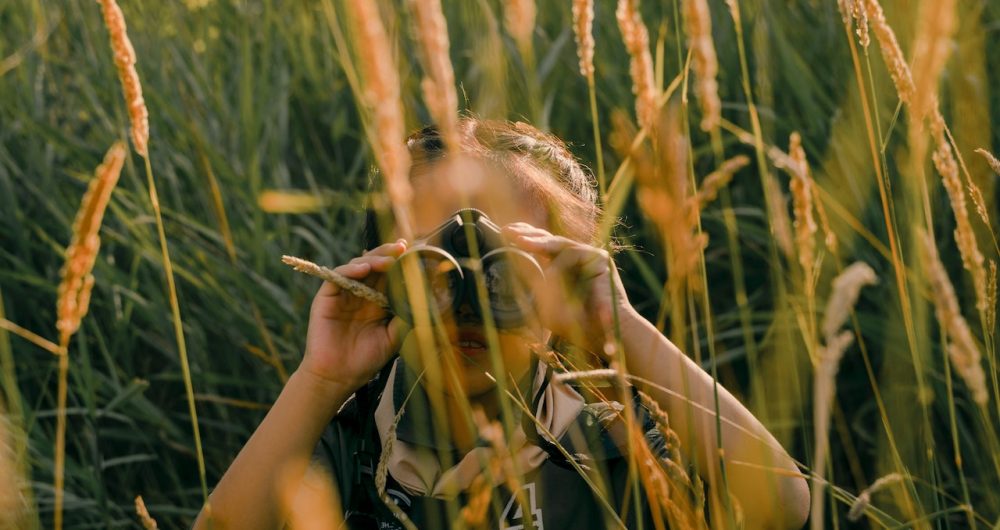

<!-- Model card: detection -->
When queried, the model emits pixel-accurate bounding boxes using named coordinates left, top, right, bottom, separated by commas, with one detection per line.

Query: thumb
left=386, top=315, right=412, bottom=353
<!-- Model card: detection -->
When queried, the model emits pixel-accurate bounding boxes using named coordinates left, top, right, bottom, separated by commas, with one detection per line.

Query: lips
left=453, top=327, right=488, bottom=358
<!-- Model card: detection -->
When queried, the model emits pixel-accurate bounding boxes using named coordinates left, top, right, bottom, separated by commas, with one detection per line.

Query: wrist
left=289, top=367, right=356, bottom=417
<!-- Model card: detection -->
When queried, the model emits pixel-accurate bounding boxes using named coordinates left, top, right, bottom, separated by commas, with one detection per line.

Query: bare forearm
left=193, top=369, right=353, bottom=530
left=618, top=309, right=809, bottom=529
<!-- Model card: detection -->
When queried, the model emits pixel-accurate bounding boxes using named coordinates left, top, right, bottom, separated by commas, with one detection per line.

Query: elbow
left=778, top=473, right=810, bottom=530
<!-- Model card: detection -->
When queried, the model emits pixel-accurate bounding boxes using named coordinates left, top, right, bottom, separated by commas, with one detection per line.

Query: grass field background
left=1, top=0, right=1000, bottom=527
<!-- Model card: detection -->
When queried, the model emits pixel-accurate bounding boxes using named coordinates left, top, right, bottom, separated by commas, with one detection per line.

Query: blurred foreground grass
left=1, top=0, right=1000, bottom=527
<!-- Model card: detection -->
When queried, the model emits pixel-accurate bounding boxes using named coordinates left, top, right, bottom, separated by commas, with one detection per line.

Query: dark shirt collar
left=391, top=356, right=539, bottom=454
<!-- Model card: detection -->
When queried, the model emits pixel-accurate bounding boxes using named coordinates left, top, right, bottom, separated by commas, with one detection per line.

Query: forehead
left=407, top=157, right=549, bottom=239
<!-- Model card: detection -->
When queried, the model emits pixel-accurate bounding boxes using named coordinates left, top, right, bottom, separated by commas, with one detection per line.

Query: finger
left=349, top=254, right=397, bottom=273
left=363, top=239, right=408, bottom=258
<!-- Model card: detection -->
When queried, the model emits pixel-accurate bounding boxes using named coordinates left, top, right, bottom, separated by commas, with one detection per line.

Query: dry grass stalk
left=134, top=495, right=158, bottom=529
left=56, top=142, right=126, bottom=347
left=503, top=0, right=536, bottom=53
left=694, top=155, right=750, bottom=208
left=821, top=262, right=878, bottom=341
left=347, top=0, right=414, bottom=238
left=554, top=368, right=618, bottom=384
left=616, top=0, right=658, bottom=131
left=408, top=0, right=460, bottom=153
left=572, top=0, right=595, bottom=79
left=910, top=0, right=956, bottom=123
left=281, top=255, right=389, bottom=308
left=788, top=133, right=818, bottom=288
left=919, top=230, right=989, bottom=406
left=862, top=0, right=915, bottom=104
left=682, top=0, right=721, bottom=132
left=847, top=473, right=905, bottom=521
left=0, top=317, right=63, bottom=355
left=977, top=148, right=1000, bottom=176
left=811, top=183, right=838, bottom=254
left=0, top=417, right=28, bottom=529
left=988, top=260, right=997, bottom=332
left=97, top=0, right=148, bottom=157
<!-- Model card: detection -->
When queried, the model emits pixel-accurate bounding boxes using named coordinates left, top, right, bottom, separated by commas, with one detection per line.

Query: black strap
left=346, top=358, right=397, bottom=522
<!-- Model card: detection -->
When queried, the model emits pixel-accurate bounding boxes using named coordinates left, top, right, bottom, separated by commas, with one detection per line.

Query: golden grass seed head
left=919, top=230, right=989, bottom=406
left=572, top=0, right=595, bottom=79
left=348, top=0, right=414, bottom=238
left=616, top=0, right=658, bottom=131
left=821, top=261, right=878, bottom=342
left=97, top=0, right=149, bottom=157
left=682, top=0, right=721, bottom=132
left=503, top=0, right=536, bottom=53
left=929, top=112, right=988, bottom=315
left=409, top=0, right=460, bottom=153
left=134, top=496, right=158, bottom=529
left=56, top=142, right=126, bottom=346
left=788, top=132, right=817, bottom=284
left=863, top=0, right=915, bottom=104
left=910, top=0, right=957, bottom=124
left=976, top=148, right=1000, bottom=176
left=694, top=155, right=749, bottom=208
left=847, top=473, right=905, bottom=521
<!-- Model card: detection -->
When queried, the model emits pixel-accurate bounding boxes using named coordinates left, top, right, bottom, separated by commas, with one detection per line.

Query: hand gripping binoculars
left=386, top=209, right=544, bottom=329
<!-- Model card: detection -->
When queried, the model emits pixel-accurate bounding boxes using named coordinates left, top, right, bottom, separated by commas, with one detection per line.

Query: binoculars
left=386, top=209, right=544, bottom=329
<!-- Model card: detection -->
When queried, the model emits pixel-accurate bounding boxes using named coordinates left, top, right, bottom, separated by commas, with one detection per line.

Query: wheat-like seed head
left=97, top=0, right=148, bottom=157
left=616, top=0, right=657, bottom=131
left=572, top=0, right=595, bottom=79
left=977, top=148, right=1000, bottom=175
left=281, top=255, right=389, bottom=307
left=847, top=473, right=905, bottom=521
left=822, top=262, right=878, bottom=342
left=134, top=496, right=158, bottom=529
left=863, top=0, right=915, bottom=104
left=788, top=133, right=817, bottom=287
left=910, top=0, right=957, bottom=124
left=503, top=0, right=536, bottom=53
left=919, top=230, right=989, bottom=406
left=682, top=0, right=721, bottom=132
left=348, top=0, right=414, bottom=238
left=409, top=0, right=460, bottom=153
left=865, top=0, right=989, bottom=319
left=929, top=112, right=989, bottom=316
left=693, top=155, right=750, bottom=208
left=56, top=142, right=126, bottom=347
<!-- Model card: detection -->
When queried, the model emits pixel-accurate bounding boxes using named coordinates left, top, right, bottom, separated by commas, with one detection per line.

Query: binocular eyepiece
left=386, top=209, right=544, bottom=329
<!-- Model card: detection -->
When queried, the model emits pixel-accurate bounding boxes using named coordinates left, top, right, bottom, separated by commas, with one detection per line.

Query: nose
left=454, top=300, right=478, bottom=323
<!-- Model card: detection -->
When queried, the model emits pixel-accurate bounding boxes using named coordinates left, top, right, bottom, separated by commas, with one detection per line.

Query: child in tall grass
left=195, top=118, right=809, bottom=529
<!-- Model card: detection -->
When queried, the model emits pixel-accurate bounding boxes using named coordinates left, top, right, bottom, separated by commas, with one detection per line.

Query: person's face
left=395, top=156, right=550, bottom=399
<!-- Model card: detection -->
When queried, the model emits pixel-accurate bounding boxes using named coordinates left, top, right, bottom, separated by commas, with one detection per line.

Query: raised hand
left=300, top=240, right=410, bottom=392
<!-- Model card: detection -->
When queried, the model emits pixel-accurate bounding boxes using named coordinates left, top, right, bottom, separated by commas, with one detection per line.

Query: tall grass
left=0, top=0, right=999, bottom=527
